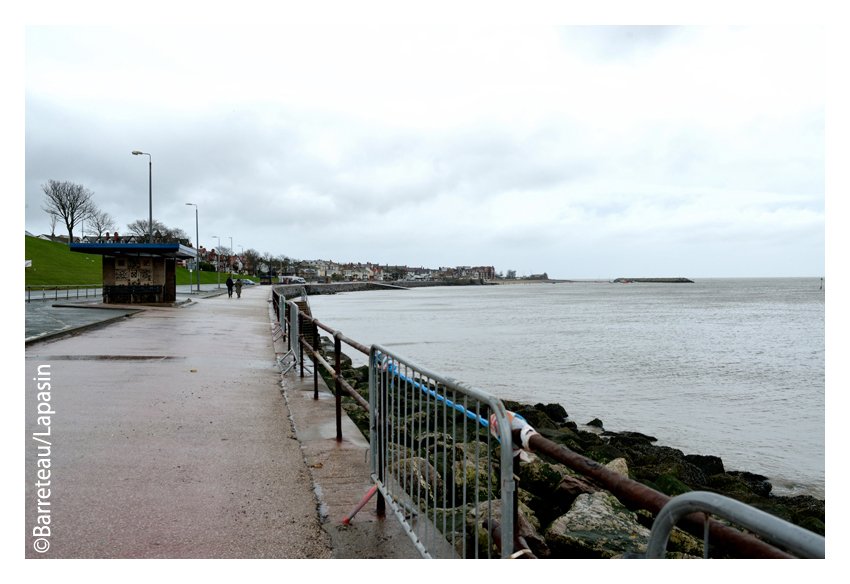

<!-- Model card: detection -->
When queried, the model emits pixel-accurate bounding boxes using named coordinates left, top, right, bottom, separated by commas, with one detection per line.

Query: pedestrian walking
left=226, top=276, right=234, bottom=298
left=235, top=278, right=243, bottom=298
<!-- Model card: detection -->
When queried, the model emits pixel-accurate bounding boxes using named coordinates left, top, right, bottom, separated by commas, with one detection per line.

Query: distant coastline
left=612, top=278, right=694, bottom=283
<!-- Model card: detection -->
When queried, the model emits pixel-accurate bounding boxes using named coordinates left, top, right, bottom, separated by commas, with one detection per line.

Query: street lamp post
left=186, top=203, right=200, bottom=293
left=131, top=151, right=152, bottom=243
left=212, top=236, right=221, bottom=289
left=229, top=237, right=233, bottom=278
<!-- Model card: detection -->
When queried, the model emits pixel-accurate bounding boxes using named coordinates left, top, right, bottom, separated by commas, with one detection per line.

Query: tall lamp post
left=229, top=237, right=233, bottom=278
left=212, top=236, right=221, bottom=289
left=186, top=203, right=200, bottom=293
left=131, top=151, right=152, bottom=243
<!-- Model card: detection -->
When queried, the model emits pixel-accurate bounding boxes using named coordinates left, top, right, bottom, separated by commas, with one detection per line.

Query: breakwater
left=272, top=278, right=488, bottom=299
left=612, top=278, right=694, bottom=283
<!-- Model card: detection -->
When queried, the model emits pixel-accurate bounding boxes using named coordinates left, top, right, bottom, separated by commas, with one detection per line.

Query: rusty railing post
left=299, top=313, right=304, bottom=378
left=375, top=361, right=386, bottom=515
left=286, top=300, right=291, bottom=352
left=313, top=323, right=319, bottom=400
left=334, top=332, right=343, bottom=441
left=513, top=455, right=521, bottom=553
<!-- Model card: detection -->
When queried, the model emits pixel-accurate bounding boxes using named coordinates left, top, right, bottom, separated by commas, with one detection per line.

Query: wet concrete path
left=24, top=287, right=333, bottom=558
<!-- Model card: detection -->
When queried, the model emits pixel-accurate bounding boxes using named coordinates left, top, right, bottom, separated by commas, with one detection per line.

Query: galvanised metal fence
left=272, top=286, right=518, bottom=558
left=25, top=285, right=102, bottom=302
left=271, top=285, right=826, bottom=559
left=369, top=344, right=518, bottom=559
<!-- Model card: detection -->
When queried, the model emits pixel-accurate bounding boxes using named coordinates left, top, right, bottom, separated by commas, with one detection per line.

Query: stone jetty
left=612, top=278, right=694, bottom=283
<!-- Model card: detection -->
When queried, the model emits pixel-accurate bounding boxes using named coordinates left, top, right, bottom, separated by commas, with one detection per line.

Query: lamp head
left=132, top=151, right=143, bottom=155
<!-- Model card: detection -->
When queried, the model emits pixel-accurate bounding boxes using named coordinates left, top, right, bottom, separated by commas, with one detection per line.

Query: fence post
left=313, top=323, right=319, bottom=400
left=298, top=313, right=305, bottom=378
left=285, top=297, right=291, bottom=352
left=375, top=361, right=386, bottom=515
left=334, top=333, right=343, bottom=441
left=514, top=456, right=521, bottom=555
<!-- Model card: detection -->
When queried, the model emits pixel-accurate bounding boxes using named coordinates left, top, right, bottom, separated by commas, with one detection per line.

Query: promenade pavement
left=24, top=285, right=419, bottom=559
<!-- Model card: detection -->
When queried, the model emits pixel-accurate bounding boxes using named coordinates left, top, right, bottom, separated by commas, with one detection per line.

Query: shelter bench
left=103, top=285, right=164, bottom=304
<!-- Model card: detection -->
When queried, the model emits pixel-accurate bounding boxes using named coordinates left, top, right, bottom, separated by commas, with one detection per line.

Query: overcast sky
left=22, top=24, right=824, bottom=279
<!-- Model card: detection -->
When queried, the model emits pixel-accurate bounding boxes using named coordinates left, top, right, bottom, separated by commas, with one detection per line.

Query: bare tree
left=41, top=180, right=96, bottom=244
left=279, top=254, right=296, bottom=275
left=89, top=209, right=117, bottom=241
left=126, top=219, right=189, bottom=243
left=48, top=212, right=59, bottom=239
left=244, top=248, right=261, bottom=276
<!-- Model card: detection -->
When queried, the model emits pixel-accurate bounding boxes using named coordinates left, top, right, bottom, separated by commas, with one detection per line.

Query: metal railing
left=624, top=491, right=825, bottom=559
left=515, top=429, right=824, bottom=558
left=369, top=344, right=517, bottom=559
left=25, top=284, right=103, bottom=303
left=272, top=286, right=519, bottom=558
left=271, top=285, right=825, bottom=559
left=272, top=287, right=371, bottom=436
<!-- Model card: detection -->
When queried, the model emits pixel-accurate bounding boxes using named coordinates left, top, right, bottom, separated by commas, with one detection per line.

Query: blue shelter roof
left=69, top=243, right=198, bottom=259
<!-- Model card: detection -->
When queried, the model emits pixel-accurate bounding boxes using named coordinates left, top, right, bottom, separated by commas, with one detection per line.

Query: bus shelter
left=70, top=242, right=197, bottom=304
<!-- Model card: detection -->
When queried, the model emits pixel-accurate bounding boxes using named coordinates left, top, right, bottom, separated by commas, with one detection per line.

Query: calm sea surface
left=308, top=278, right=825, bottom=499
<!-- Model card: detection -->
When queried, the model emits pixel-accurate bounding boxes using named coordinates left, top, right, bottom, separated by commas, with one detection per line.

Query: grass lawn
left=25, top=236, right=267, bottom=286
left=25, top=236, right=102, bottom=285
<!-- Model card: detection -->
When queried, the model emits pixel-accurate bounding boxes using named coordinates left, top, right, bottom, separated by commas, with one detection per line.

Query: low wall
left=272, top=280, right=469, bottom=299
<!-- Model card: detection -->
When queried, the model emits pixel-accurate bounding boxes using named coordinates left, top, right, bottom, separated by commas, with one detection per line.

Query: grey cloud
left=557, top=25, right=689, bottom=62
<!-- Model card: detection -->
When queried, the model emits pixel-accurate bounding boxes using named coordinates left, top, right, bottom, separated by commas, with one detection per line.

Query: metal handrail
left=514, top=429, right=804, bottom=559
left=25, top=284, right=103, bottom=303
left=637, top=491, right=825, bottom=559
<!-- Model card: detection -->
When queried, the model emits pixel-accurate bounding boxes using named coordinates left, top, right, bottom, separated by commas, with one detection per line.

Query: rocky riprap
left=317, top=355, right=824, bottom=558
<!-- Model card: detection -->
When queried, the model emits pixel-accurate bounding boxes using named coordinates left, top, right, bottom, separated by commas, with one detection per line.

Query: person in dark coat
left=226, top=276, right=234, bottom=298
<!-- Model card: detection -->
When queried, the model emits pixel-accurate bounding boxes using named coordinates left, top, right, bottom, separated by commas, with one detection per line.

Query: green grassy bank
left=25, top=236, right=262, bottom=286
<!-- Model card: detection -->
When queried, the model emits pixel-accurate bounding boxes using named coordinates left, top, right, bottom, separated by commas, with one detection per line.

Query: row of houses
left=290, top=261, right=496, bottom=282
left=34, top=233, right=499, bottom=281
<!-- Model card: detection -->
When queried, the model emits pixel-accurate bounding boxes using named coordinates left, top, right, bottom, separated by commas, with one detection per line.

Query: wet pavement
left=23, top=286, right=420, bottom=559
left=25, top=302, right=139, bottom=342
left=24, top=285, right=229, bottom=343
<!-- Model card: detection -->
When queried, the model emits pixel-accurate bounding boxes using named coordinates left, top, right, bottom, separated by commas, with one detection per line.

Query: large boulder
left=466, top=498, right=550, bottom=558
left=628, top=444, right=708, bottom=486
left=537, top=427, right=590, bottom=455
left=529, top=473, right=606, bottom=530
left=605, top=458, right=630, bottom=478
left=535, top=403, right=568, bottom=424
left=450, top=453, right=500, bottom=504
left=391, top=456, right=445, bottom=508
left=517, top=453, right=571, bottom=499
left=726, top=471, right=772, bottom=497
left=655, top=474, right=693, bottom=497
left=545, top=492, right=651, bottom=558
left=584, top=443, right=629, bottom=465
left=633, top=509, right=704, bottom=557
left=685, top=454, right=725, bottom=477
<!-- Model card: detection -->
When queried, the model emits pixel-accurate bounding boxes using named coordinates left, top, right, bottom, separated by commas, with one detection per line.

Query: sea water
left=308, top=278, right=825, bottom=499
